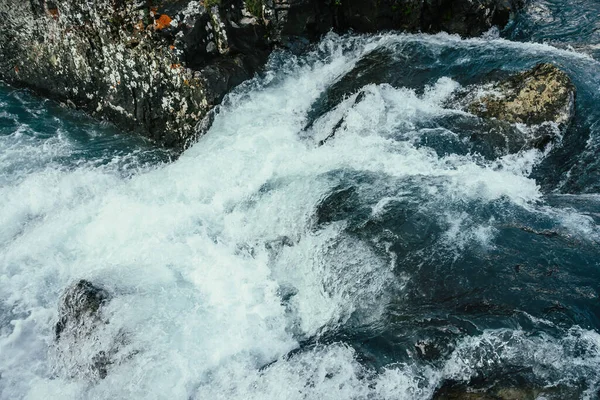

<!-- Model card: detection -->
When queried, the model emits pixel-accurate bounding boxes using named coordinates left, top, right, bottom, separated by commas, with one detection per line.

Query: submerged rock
left=433, top=380, right=587, bottom=400
left=307, top=62, right=575, bottom=160
left=55, top=279, right=110, bottom=340
left=54, top=279, right=128, bottom=380
left=269, top=0, right=524, bottom=45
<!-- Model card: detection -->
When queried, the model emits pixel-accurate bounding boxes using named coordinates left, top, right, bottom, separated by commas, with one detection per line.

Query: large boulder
left=466, top=63, right=576, bottom=127
left=0, top=0, right=269, bottom=149
left=456, top=63, right=576, bottom=151
left=306, top=62, right=575, bottom=160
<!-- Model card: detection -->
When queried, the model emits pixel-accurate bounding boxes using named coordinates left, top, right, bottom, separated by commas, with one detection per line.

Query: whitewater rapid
left=1, top=31, right=600, bottom=399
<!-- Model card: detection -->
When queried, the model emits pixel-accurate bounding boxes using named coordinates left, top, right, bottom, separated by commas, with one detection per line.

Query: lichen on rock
left=0, top=0, right=269, bottom=149
left=450, top=63, right=577, bottom=152
left=467, top=63, right=576, bottom=127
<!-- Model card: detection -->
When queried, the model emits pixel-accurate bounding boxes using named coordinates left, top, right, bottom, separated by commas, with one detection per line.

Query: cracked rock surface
left=0, top=0, right=269, bottom=149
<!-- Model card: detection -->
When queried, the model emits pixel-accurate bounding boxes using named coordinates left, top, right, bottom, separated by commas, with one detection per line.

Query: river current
left=1, top=1, right=600, bottom=399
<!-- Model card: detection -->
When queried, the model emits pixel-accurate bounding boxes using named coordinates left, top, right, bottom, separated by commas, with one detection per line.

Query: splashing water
left=1, top=7, right=600, bottom=400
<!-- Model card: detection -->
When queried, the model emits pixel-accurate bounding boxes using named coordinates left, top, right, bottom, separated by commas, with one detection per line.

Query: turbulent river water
left=1, top=1, right=600, bottom=399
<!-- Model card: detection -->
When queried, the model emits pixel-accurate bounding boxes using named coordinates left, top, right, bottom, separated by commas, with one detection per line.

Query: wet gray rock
left=54, top=279, right=127, bottom=380
left=55, top=279, right=110, bottom=340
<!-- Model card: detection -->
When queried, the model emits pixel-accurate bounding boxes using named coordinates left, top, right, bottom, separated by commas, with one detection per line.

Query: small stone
left=55, top=279, right=109, bottom=340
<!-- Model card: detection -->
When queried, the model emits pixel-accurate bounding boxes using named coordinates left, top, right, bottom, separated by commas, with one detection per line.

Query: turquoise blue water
left=0, top=84, right=172, bottom=186
left=1, top=1, right=599, bottom=399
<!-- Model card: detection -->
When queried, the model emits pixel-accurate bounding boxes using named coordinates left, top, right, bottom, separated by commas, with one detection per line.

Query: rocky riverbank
left=0, top=0, right=524, bottom=149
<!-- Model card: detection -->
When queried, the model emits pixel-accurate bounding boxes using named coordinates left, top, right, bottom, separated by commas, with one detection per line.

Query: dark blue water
left=0, top=1, right=599, bottom=399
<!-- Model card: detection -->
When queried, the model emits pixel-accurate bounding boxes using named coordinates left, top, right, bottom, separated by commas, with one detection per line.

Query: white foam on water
left=442, top=327, right=600, bottom=399
left=378, top=30, right=598, bottom=62
left=440, top=211, right=498, bottom=252
left=192, top=326, right=600, bottom=400
left=193, top=343, right=443, bottom=400
left=1, top=32, right=599, bottom=399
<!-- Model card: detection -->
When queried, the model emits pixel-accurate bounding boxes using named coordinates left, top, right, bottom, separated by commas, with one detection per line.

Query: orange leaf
left=155, top=14, right=172, bottom=31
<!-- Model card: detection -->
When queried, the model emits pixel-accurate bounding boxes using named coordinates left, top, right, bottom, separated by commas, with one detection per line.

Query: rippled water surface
left=1, top=1, right=599, bottom=399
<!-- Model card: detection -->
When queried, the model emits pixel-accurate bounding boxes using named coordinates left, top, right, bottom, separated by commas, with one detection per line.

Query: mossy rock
left=468, top=63, right=576, bottom=126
